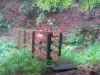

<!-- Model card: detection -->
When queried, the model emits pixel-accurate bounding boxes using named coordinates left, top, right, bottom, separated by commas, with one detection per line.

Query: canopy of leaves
left=80, top=0, right=100, bottom=11
left=34, top=0, right=75, bottom=12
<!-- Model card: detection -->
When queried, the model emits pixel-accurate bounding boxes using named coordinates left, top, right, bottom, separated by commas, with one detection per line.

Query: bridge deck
left=52, top=61, right=77, bottom=72
left=35, top=50, right=77, bottom=72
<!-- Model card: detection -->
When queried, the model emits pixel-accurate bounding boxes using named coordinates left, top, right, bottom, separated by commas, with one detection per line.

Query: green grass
left=0, top=40, right=16, bottom=61
left=61, top=42, right=100, bottom=66
left=0, top=40, right=47, bottom=75
left=1, top=39, right=100, bottom=75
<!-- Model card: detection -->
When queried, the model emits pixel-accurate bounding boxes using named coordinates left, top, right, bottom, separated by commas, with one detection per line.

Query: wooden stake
left=58, top=32, right=62, bottom=56
left=32, top=31, right=35, bottom=54
left=47, top=32, right=53, bottom=60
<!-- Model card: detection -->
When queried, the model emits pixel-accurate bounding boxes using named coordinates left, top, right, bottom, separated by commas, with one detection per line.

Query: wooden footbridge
left=14, top=28, right=77, bottom=72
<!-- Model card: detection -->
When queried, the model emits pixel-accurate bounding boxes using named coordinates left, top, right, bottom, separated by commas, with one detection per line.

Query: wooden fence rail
left=14, top=28, right=62, bottom=61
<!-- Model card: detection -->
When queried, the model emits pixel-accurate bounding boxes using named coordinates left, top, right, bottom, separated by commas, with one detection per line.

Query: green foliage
left=0, top=40, right=47, bottom=75
left=0, top=13, right=4, bottom=20
left=0, top=50, right=46, bottom=75
left=62, top=35, right=68, bottom=44
left=51, top=45, right=58, bottom=51
left=84, top=35, right=95, bottom=46
left=83, top=42, right=100, bottom=65
left=68, top=28, right=84, bottom=45
left=19, top=0, right=36, bottom=19
left=68, top=25, right=96, bottom=46
left=34, top=0, right=74, bottom=12
left=93, top=3, right=100, bottom=9
left=36, top=12, right=45, bottom=25
left=0, top=13, right=8, bottom=31
left=0, top=40, right=16, bottom=61
left=62, top=42, right=100, bottom=66
left=80, top=0, right=100, bottom=11
left=69, top=34, right=84, bottom=44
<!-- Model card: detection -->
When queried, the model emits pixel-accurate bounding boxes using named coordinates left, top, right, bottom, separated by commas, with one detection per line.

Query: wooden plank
left=35, top=48, right=46, bottom=56
left=35, top=50, right=47, bottom=60
left=42, top=39, right=59, bottom=48
left=52, top=55, right=69, bottom=62
left=51, top=44, right=59, bottom=48
left=52, top=61, right=77, bottom=71
left=14, top=28, right=20, bottom=47
left=26, top=39, right=32, bottom=44
left=53, top=32, right=60, bottom=37
left=19, top=29, right=25, bottom=48
left=25, top=44, right=32, bottom=48
left=42, top=40, right=47, bottom=44
left=35, top=45, right=59, bottom=57
left=14, top=28, right=25, bottom=48
left=51, top=52, right=77, bottom=72
left=51, top=37, right=59, bottom=41
left=35, top=46, right=47, bottom=55
left=51, top=50, right=59, bottom=56
left=25, top=30, right=32, bottom=41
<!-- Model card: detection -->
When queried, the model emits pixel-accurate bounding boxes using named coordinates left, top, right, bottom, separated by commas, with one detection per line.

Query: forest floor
left=41, top=66, right=100, bottom=75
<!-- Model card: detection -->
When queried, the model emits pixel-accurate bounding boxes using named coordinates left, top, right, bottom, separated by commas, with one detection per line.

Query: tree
left=80, top=0, right=100, bottom=20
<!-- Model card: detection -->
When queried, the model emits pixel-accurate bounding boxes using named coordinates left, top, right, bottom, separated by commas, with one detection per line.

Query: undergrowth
left=62, top=42, right=100, bottom=66
left=0, top=40, right=47, bottom=75
left=0, top=40, right=16, bottom=61
left=0, top=39, right=100, bottom=75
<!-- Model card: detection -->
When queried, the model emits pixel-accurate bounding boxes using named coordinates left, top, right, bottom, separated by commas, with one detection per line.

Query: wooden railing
left=14, top=28, right=62, bottom=61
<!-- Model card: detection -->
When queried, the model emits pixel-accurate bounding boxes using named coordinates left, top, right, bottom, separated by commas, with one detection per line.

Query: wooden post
left=18, top=28, right=20, bottom=48
left=47, top=32, right=53, bottom=60
left=23, top=30, right=26, bottom=47
left=58, top=32, right=62, bottom=56
left=32, top=31, right=35, bottom=54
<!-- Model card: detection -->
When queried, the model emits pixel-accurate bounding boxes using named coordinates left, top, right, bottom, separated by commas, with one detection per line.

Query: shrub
left=62, top=42, right=100, bottom=66
left=67, top=28, right=84, bottom=45
left=67, top=25, right=96, bottom=46
left=0, top=40, right=47, bottom=75
left=83, top=42, right=100, bottom=65
left=0, top=40, right=16, bottom=61
left=19, top=0, right=36, bottom=19
left=36, top=12, right=45, bottom=25
left=0, top=50, right=46, bottom=75
left=0, top=13, right=8, bottom=32
left=69, top=34, right=84, bottom=44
